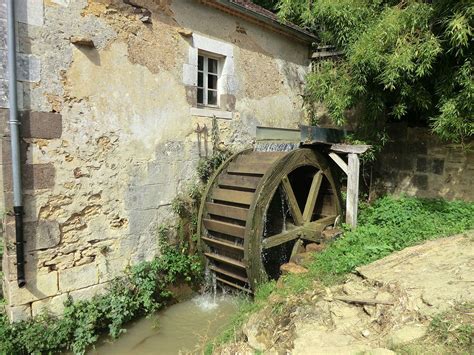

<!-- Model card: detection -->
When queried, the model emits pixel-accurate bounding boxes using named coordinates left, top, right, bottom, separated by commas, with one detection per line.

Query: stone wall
left=0, top=0, right=310, bottom=320
left=374, top=123, right=473, bottom=201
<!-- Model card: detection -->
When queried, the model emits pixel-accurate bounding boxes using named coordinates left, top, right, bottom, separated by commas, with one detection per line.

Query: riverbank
left=208, top=196, right=474, bottom=354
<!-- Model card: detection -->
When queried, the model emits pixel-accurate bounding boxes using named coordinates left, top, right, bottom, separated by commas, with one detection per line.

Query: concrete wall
left=0, top=0, right=309, bottom=319
left=374, top=124, right=473, bottom=201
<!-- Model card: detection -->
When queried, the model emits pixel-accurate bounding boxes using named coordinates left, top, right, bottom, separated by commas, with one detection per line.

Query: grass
left=394, top=302, right=473, bottom=354
left=206, top=195, right=474, bottom=352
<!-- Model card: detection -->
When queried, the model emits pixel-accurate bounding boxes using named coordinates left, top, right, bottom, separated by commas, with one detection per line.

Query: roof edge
left=205, top=0, right=316, bottom=43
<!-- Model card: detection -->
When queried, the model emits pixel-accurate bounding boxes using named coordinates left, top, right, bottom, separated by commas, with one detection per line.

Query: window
left=183, top=34, right=236, bottom=118
left=197, top=54, right=219, bottom=107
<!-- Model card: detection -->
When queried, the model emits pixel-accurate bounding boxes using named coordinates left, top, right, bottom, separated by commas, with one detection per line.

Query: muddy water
left=90, top=294, right=238, bottom=355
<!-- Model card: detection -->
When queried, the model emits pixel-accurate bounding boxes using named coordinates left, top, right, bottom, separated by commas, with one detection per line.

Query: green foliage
left=197, top=150, right=232, bottom=183
left=429, top=302, right=473, bottom=350
left=278, top=0, right=474, bottom=144
left=307, top=196, right=474, bottom=279
left=0, top=229, right=203, bottom=354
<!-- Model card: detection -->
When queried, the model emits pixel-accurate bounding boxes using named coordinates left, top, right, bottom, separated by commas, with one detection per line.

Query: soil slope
left=217, top=231, right=474, bottom=354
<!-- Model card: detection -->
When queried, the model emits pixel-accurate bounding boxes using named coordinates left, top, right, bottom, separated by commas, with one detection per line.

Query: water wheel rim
left=199, top=148, right=342, bottom=293
left=244, top=148, right=342, bottom=289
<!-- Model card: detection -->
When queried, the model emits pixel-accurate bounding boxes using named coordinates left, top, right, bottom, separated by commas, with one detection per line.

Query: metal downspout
left=6, top=0, right=25, bottom=287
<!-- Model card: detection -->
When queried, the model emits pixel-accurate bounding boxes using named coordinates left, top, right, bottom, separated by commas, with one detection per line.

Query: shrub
left=0, top=230, right=203, bottom=354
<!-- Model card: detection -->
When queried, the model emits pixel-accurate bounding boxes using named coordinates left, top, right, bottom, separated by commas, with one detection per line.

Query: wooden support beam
left=331, top=144, right=371, bottom=154
left=328, top=152, right=348, bottom=175
left=346, top=153, right=360, bottom=228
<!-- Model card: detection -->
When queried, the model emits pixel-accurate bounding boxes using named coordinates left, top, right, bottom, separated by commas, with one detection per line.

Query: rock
left=388, top=324, right=427, bottom=346
left=70, top=36, right=95, bottom=47
left=280, top=262, right=308, bottom=275
left=305, top=243, right=325, bottom=253
left=375, top=291, right=394, bottom=304
left=242, top=313, right=272, bottom=351
left=361, top=329, right=371, bottom=338
left=177, top=27, right=193, bottom=37
left=322, top=228, right=342, bottom=240
left=292, top=252, right=314, bottom=266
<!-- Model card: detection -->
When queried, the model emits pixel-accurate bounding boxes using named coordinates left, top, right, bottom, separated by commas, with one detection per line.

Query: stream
left=89, top=294, right=238, bottom=355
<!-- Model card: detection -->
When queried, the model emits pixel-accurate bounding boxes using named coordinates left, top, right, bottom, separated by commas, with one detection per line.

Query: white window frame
left=197, top=53, right=221, bottom=108
left=183, top=34, right=238, bottom=119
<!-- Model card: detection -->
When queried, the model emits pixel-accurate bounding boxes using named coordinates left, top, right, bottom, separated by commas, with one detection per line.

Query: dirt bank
left=216, top=231, right=474, bottom=354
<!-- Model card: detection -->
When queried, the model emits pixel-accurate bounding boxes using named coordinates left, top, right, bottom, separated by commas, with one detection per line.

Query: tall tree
left=277, top=0, right=473, bottom=144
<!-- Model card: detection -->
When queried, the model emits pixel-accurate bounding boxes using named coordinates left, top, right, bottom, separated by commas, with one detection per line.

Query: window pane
left=208, top=90, right=217, bottom=105
left=198, top=72, right=203, bottom=88
left=198, top=55, right=204, bottom=71
left=208, top=74, right=217, bottom=90
left=208, top=58, right=218, bottom=73
left=197, top=88, right=204, bottom=104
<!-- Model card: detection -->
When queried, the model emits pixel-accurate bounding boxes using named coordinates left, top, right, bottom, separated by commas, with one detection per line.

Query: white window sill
left=190, top=107, right=233, bottom=120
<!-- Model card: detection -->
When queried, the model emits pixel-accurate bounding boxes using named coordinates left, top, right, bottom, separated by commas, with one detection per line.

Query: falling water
left=279, top=186, right=288, bottom=233
left=254, top=141, right=300, bottom=152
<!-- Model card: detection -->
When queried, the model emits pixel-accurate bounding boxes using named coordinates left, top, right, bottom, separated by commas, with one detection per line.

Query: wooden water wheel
left=198, top=148, right=342, bottom=292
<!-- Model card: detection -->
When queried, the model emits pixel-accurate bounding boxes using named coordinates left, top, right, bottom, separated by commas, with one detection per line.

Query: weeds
left=0, top=228, right=203, bottom=354
left=394, top=302, right=474, bottom=354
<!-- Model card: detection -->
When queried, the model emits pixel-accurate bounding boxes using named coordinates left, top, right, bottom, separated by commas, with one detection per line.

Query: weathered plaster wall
left=0, top=0, right=309, bottom=320
left=374, top=124, right=473, bottom=201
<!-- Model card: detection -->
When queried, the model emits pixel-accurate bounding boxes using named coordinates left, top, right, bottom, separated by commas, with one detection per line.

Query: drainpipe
left=6, top=0, right=26, bottom=287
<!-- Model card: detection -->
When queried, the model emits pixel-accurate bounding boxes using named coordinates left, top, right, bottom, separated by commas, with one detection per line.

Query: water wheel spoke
left=302, top=171, right=323, bottom=223
left=262, top=228, right=302, bottom=249
left=262, top=215, right=338, bottom=249
left=282, top=176, right=304, bottom=226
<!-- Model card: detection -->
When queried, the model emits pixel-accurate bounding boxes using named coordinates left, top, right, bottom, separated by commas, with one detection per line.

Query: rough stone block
left=31, top=293, right=68, bottom=317
left=406, top=142, right=427, bottom=155
left=6, top=271, right=58, bottom=305
left=127, top=209, right=157, bottom=235
left=4, top=304, right=31, bottom=322
left=416, top=157, right=427, bottom=172
left=185, top=85, right=196, bottom=106
left=16, top=53, right=41, bottom=82
left=59, top=263, right=98, bottom=292
left=1, top=136, right=29, bottom=165
left=220, top=94, right=236, bottom=111
left=16, top=0, right=44, bottom=26
left=412, top=174, right=428, bottom=190
left=25, top=220, right=60, bottom=251
left=3, top=163, right=55, bottom=191
left=69, top=283, right=108, bottom=303
left=20, top=111, right=63, bottom=139
left=0, top=107, right=8, bottom=135
left=97, top=257, right=128, bottom=283
left=431, top=158, right=444, bottom=175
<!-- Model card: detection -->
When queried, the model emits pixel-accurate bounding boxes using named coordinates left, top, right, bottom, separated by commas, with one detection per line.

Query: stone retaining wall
left=374, top=123, right=473, bottom=201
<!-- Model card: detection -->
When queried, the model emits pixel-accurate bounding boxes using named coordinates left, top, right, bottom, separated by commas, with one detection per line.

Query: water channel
left=89, top=294, right=238, bottom=355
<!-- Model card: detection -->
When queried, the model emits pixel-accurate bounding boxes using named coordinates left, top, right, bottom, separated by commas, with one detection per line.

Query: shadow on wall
left=373, top=123, right=473, bottom=201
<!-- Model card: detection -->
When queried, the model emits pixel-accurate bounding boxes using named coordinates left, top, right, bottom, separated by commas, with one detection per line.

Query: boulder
left=280, top=262, right=308, bottom=275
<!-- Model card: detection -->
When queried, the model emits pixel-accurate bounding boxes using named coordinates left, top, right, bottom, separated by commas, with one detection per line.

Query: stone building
left=0, top=0, right=314, bottom=320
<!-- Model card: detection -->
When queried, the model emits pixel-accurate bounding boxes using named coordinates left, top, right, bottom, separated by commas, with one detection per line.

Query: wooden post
left=346, top=153, right=360, bottom=228
left=329, top=144, right=370, bottom=228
